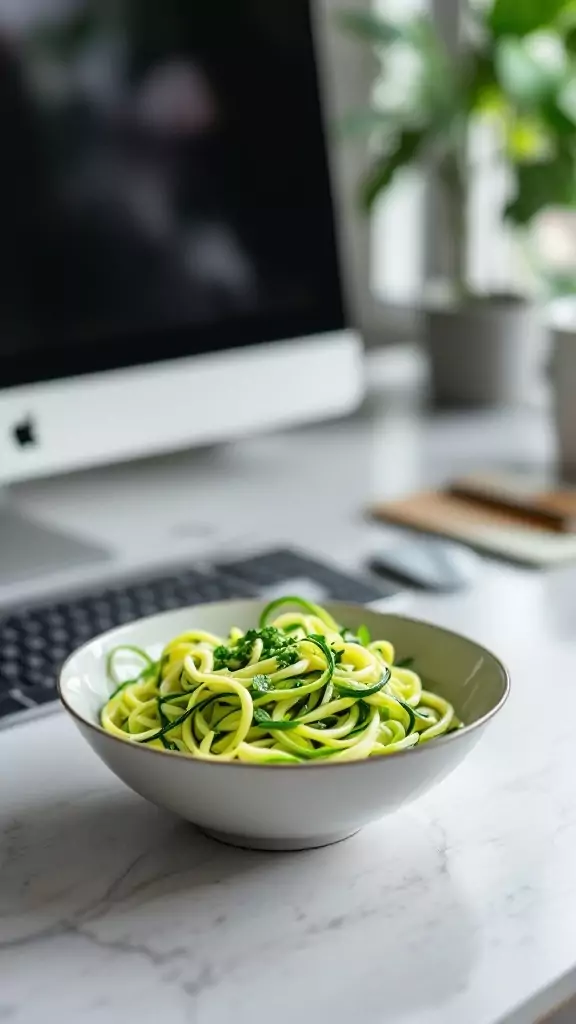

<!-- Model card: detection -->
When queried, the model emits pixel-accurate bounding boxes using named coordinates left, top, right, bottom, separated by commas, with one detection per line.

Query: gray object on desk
left=370, top=534, right=479, bottom=592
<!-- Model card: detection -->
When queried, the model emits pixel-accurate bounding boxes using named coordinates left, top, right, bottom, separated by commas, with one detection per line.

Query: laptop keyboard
left=0, top=547, right=398, bottom=727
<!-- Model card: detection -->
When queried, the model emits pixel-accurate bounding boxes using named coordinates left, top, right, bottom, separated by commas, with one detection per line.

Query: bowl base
left=200, top=827, right=360, bottom=851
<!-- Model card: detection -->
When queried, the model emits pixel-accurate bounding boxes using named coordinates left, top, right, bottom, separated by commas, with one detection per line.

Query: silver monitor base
left=0, top=505, right=110, bottom=588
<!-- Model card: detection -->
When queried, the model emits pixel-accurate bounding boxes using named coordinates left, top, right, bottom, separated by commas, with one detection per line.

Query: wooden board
left=371, top=491, right=576, bottom=567
left=449, top=470, right=576, bottom=533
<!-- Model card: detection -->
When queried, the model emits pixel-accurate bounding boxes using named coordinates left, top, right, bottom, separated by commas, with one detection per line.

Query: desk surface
left=2, top=353, right=575, bottom=1024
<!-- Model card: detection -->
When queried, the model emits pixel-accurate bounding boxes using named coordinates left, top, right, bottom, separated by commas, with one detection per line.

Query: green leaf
left=541, top=97, right=576, bottom=136
left=495, top=38, right=563, bottom=106
left=558, top=75, right=576, bottom=125
left=339, top=626, right=370, bottom=646
left=506, top=116, right=553, bottom=161
left=469, top=54, right=500, bottom=112
left=506, top=150, right=576, bottom=223
left=361, top=129, right=426, bottom=210
left=546, top=269, right=576, bottom=296
left=338, top=109, right=398, bottom=139
left=490, top=0, right=568, bottom=37
left=567, top=25, right=576, bottom=55
left=337, top=10, right=401, bottom=46
left=357, top=624, right=371, bottom=646
left=338, top=10, right=436, bottom=52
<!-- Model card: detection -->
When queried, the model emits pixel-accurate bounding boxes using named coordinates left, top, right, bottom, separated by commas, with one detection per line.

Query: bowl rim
left=57, top=602, right=511, bottom=772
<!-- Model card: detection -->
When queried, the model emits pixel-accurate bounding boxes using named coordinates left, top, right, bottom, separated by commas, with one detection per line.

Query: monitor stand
left=0, top=496, right=110, bottom=588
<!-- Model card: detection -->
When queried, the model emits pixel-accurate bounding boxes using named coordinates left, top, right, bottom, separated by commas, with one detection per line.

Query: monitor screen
left=0, top=0, right=345, bottom=390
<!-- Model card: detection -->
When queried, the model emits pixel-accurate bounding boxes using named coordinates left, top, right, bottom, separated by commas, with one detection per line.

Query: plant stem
left=438, top=151, right=469, bottom=301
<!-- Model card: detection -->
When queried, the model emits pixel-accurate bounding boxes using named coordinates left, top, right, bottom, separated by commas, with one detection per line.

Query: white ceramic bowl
left=59, top=600, right=509, bottom=850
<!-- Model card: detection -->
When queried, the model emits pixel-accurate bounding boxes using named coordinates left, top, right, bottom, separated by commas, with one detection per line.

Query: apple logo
left=12, top=416, right=37, bottom=448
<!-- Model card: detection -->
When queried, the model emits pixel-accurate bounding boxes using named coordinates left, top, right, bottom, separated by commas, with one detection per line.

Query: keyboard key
left=0, top=565, right=256, bottom=724
left=0, top=693, right=28, bottom=718
left=1, top=664, right=20, bottom=680
left=0, top=547, right=394, bottom=727
left=216, top=548, right=396, bottom=604
left=11, top=684, right=56, bottom=706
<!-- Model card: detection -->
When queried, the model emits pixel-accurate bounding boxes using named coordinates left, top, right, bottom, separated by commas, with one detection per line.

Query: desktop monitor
left=0, top=0, right=362, bottom=489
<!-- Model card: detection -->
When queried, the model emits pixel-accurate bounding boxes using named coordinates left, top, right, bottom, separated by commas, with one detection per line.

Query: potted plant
left=340, top=0, right=576, bottom=406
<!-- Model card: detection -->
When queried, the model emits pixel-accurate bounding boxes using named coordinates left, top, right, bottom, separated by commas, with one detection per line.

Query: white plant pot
left=425, top=298, right=544, bottom=407
left=550, top=324, right=576, bottom=480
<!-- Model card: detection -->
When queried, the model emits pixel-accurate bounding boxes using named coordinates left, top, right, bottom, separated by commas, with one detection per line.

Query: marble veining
left=4, top=574, right=576, bottom=1024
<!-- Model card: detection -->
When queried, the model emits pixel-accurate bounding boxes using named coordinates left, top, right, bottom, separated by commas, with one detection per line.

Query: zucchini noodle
left=100, top=597, right=462, bottom=764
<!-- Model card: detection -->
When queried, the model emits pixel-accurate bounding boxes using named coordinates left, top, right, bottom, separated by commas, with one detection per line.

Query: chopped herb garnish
left=340, top=625, right=371, bottom=646
left=253, top=673, right=272, bottom=689
left=213, top=626, right=299, bottom=671
left=340, top=627, right=358, bottom=643
left=251, top=674, right=273, bottom=693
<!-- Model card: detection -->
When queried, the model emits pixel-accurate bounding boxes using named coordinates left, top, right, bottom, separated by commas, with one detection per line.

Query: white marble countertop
left=4, top=567, right=576, bottom=1024
left=3, top=359, right=576, bottom=1024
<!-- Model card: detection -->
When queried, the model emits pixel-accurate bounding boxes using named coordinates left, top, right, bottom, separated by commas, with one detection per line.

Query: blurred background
left=4, top=0, right=576, bottom=724
left=0, top=0, right=341, bottom=363
left=3, top=0, right=576, bottom=408
left=326, top=0, right=576, bottom=411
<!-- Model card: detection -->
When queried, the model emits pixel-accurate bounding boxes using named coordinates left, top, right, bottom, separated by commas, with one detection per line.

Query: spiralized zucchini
left=100, top=597, right=461, bottom=764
